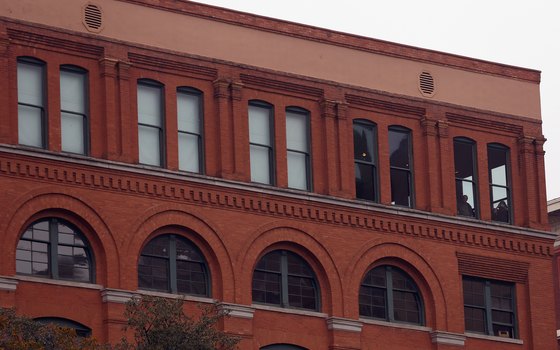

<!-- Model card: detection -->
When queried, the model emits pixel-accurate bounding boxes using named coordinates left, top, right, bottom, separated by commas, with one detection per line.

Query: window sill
left=11, top=275, right=103, bottom=290
left=135, top=289, right=215, bottom=304
left=251, top=303, right=327, bottom=318
left=466, top=332, right=523, bottom=345
left=359, top=317, right=431, bottom=332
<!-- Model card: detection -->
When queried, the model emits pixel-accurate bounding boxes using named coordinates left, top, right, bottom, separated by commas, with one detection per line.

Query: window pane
left=488, top=147, right=508, bottom=186
left=390, top=168, right=411, bottom=206
left=61, top=112, right=84, bottom=154
left=18, top=61, right=43, bottom=106
left=456, top=180, right=476, bottom=217
left=60, top=70, right=85, bottom=114
left=255, top=251, right=282, bottom=272
left=138, top=125, right=161, bottom=166
left=389, top=129, right=410, bottom=169
left=250, top=145, right=271, bottom=184
left=249, top=104, right=271, bottom=146
left=287, top=151, right=307, bottom=190
left=463, top=279, right=485, bottom=307
left=286, top=111, right=307, bottom=152
left=138, top=255, right=169, bottom=292
left=18, top=105, right=43, bottom=147
left=393, top=290, right=420, bottom=323
left=178, top=133, right=200, bottom=173
left=355, top=163, right=375, bottom=201
left=252, top=270, right=281, bottom=305
left=354, top=122, right=375, bottom=163
left=137, top=84, right=162, bottom=127
left=464, top=306, right=486, bottom=333
left=287, top=275, right=316, bottom=310
left=359, top=285, right=387, bottom=319
left=175, top=237, right=204, bottom=262
left=287, top=253, right=314, bottom=277
left=176, top=260, right=207, bottom=296
left=142, top=236, right=170, bottom=257
left=454, top=141, right=475, bottom=180
left=177, top=92, right=200, bottom=133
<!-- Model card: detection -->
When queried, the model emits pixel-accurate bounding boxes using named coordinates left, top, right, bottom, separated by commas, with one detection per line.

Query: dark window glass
left=138, top=234, right=209, bottom=296
left=16, top=218, right=93, bottom=283
left=138, top=80, right=164, bottom=167
left=177, top=88, right=203, bottom=173
left=60, top=66, right=88, bottom=155
left=354, top=120, right=378, bottom=201
left=359, top=266, right=423, bottom=325
left=252, top=250, right=319, bottom=311
left=488, top=144, right=511, bottom=223
left=462, top=277, right=517, bottom=338
left=18, top=58, right=46, bottom=148
left=454, top=138, right=478, bottom=218
left=389, top=127, right=413, bottom=207
left=35, top=317, right=92, bottom=337
left=249, top=101, right=274, bottom=185
left=261, top=344, right=308, bottom=350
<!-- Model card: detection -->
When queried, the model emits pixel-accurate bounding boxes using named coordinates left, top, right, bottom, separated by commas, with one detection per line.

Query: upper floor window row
left=17, top=58, right=89, bottom=155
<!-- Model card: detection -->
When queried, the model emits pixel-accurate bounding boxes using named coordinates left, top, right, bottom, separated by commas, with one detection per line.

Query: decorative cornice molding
left=430, top=331, right=466, bottom=346
left=213, top=79, right=230, bottom=99
left=217, top=303, right=255, bottom=319
left=128, top=52, right=217, bottom=79
left=101, top=288, right=135, bottom=304
left=0, top=277, right=18, bottom=291
left=7, top=28, right=103, bottom=58
left=326, top=317, right=363, bottom=333
left=240, top=73, right=323, bottom=98
left=346, top=94, right=425, bottom=117
left=456, top=252, right=529, bottom=283
left=0, top=148, right=554, bottom=258
left=421, top=117, right=438, bottom=136
left=447, top=113, right=523, bottom=135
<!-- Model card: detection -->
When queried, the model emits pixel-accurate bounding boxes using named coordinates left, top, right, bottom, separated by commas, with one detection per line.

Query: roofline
left=548, top=197, right=560, bottom=213
left=118, top=0, right=541, bottom=83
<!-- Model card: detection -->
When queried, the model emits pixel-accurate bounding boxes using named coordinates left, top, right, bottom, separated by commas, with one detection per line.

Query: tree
left=117, top=296, right=239, bottom=350
left=0, top=307, right=103, bottom=350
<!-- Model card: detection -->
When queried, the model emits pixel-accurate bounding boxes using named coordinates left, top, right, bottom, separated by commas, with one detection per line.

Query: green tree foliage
left=0, top=308, right=102, bottom=350
left=116, top=295, right=239, bottom=350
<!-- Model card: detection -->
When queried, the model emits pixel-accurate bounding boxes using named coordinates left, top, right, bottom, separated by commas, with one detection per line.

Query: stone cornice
left=346, top=93, right=425, bottom=117
left=0, top=146, right=555, bottom=259
left=326, top=317, right=363, bottom=333
left=430, top=331, right=466, bottom=346
left=218, top=303, right=255, bottom=319
left=0, top=277, right=18, bottom=291
left=240, top=73, right=323, bottom=98
left=128, top=52, right=217, bottom=79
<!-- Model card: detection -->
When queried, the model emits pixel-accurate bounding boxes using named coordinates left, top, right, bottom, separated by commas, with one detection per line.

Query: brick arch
left=238, top=222, right=343, bottom=315
left=124, top=205, right=234, bottom=300
left=0, top=187, right=117, bottom=287
left=345, top=242, right=447, bottom=328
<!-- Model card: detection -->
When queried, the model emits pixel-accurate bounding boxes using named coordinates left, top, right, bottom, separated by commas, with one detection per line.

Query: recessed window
left=353, top=119, right=378, bottom=201
left=359, top=266, right=423, bottom=325
left=488, top=144, right=511, bottom=223
left=389, top=126, right=413, bottom=207
left=252, top=250, right=319, bottom=311
left=17, top=58, right=46, bottom=148
left=60, top=66, right=88, bottom=155
left=286, top=108, right=311, bottom=191
left=463, top=276, right=517, bottom=338
left=177, top=88, right=203, bottom=173
left=261, top=345, right=308, bottom=350
left=16, top=218, right=94, bottom=283
left=454, top=138, right=478, bottom=218
left=138, top=234, right=209, bottom=296
left=137, top=80, right=164, bottom=167
left=35, top=317, right=92, bottom=337
left=249, top=101, right=274, bottom=185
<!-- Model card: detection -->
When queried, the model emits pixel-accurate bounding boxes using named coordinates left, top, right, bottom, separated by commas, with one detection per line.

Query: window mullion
left=169, top=235, right=177, bottom=293
left=386, top=267, right=394, bottom=322
left=484, top=281, right=493, bottom=335
left=280, top=251, right=289, bottom=308
left=49, top=219, right=59, bottom=279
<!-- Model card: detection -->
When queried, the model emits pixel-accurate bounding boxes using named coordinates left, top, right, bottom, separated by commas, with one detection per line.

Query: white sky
left=194, top=0, right=560, bottom=200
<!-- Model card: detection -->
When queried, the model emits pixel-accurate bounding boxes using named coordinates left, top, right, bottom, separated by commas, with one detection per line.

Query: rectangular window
left=463, top=277, right=517, bottom=339
left=177, top=88, right=203, bottom=173
left=137, top=82, right=164, bottom=167
left=488, top=144, right=511, bottom=223
left=354, top=120, right=377, bottom=201
left=249, top=102, right=274, bottom=184
left=60, top=67, right=88, bottom=155
left=454, top=138, right=478, bottom=218
left=17, top=59, right=46, bottom=148
left=286, top=108, right=310, bottom=190
left=389, top=127, right=413, bottom=207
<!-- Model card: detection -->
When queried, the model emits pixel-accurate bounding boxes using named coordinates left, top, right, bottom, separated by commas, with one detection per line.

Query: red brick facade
left=0, top=1, right=555, bottom=349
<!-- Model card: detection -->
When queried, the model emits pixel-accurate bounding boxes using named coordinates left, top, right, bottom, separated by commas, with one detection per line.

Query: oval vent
left=418, top=71, right=435, bottom=97
left=83, top=3, right=103, bottom=32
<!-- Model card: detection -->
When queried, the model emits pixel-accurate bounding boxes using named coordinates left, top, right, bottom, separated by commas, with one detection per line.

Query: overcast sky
left=194, top=0, right=560, bottom=201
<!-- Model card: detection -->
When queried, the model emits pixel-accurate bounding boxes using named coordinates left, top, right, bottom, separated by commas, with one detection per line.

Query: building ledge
left=326, top=317, right=363, bottom=333
left=431, top=331, right=466, bottom=346
left=465, top=332, right=523, bottom=345
left=359, top=318, right=431, bottom=332
left=252, top=303, right=328, bottom=318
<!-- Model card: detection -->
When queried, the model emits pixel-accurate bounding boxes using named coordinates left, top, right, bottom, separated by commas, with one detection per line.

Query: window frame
left=359, top=265, right=424, bottom=325
left=462, top=276, right=518, bottom=339
left=60, top=65, right=89, bottom=155
left=137, top=79, right=165, bottom=167
left=286, top=107, right=312, bottom=191
left=16, top=218, right=95, bottom=283
left=177, top=87, right=204, bottom=174
left=249, top=100, right=275, bottom=185
left=138, top=234, right=211, bottom=296
left=17, top=57, right=47, bottom=149
left=487, top=143, right=512, bottom=224
left=35, top=317, right=92, bottom=337
left=388, top=125, right=414, bottom=208
left=252, top=250, right=320, bottom=311
left=353, top=119, right=379, bottom=202
left=454, top=137, right=479, bottom=218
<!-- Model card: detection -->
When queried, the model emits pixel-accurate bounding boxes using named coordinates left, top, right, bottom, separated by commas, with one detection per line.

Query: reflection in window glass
left=177, top=89, right=203, bottom=173
left=16, top=218, right=93, bottom=282
left=249, top=102, right=274, bottom=184
left=454, top=138, right=478, bottom=218
left=389, top=127, right=413, bottom=207
left=488, top=144, right=511, bottom=223
left=60, top=67, right=88, bottom=154
left=18, top=59, right=45, bottom=148
left=354, top=120, right=377, bottom=201
left=137, top=81, right=164, bottom=166
left=286, top=109, right=310, bottom=190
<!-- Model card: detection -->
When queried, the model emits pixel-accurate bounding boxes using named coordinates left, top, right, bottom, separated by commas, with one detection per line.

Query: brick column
left=437, top=119, right=454, bottom=215
left=213, top=79, right=234, bottom=179
left=336, top=102, right=352, bottom=199
left=517, top=136, right=536, bottom=228
left=320, top=99, right=339, bottom=196
left=98, top=57, right=119, bottom=160
left=0, top=25, right=11, bottom=144
left=421, top=117, right=442, bottom=213
left=230, top=81, right=246, bottom=181
left=117, top=61, right=132, bottom=162
left=534, top=136, right=548, bottom=228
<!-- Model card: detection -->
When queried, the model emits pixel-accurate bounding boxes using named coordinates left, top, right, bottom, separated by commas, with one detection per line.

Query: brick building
left=0, top=0, right=556, bottom=349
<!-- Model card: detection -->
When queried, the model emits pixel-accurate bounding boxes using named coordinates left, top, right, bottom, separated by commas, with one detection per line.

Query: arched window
left=252, top=250, right=319, bottom=311
left=359, top=266, right=424, bottom=325
left=138, top=234, right=209, bottom=296
left=261, top=344, right=308, bottom=350
left=16, top=218, right=94, bottom=283
left=35, top=317, right=92, bottom=337
left=353, top=119, right=378, bottom=202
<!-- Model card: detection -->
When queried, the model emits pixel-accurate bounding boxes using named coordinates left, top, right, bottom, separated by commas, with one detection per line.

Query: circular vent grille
left=418, top=71, right=435, bottom=97
left=83, top=3, right=103, bottom=32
